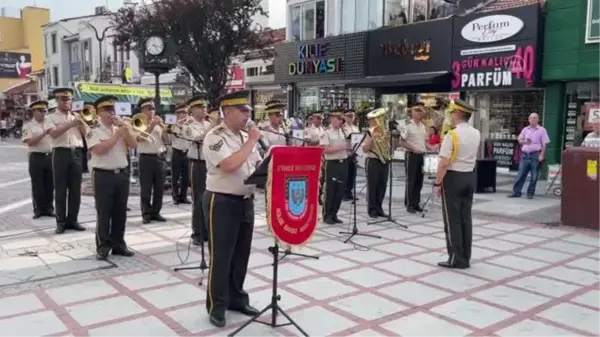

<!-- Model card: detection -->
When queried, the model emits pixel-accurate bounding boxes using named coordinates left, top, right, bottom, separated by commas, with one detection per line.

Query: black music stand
left=340, top=133, right=381, bottom=244
left=173, top=140, right=209, bottom=285
left=367, top=130, right=408, bottom=229
left=230, top=154, right=310, bottom=337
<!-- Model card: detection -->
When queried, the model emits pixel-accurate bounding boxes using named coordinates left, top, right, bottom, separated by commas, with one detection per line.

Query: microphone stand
left=367, top=131, right=408, bottom=229
left=173, top=137, right=209, bottom=285
left=340, top=133, right=382, bottom=244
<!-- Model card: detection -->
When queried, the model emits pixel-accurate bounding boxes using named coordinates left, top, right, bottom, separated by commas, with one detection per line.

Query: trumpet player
left=87, top=95, right=137, bottom=260
left=46, top=88, right=88, bottom=234
left=342, top=109, right=360, bottom=201
left=261, top=100, right=287, bottom=149
left=136, top=97, right=169, bottom=224
left=184, top=96, right=216, bottom=246
left=363, top=109, right=390, bottom=218
left=304, top=111, right=324, bottom=145
left=169, top=104, right=191, bottom=205
left=22, top=100, right=54, bottom=219
left=320, top=109, right=349, bottom=224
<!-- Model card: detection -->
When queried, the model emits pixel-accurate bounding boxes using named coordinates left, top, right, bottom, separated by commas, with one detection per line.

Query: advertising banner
left=484, top=138, right=520, bottom=171
left=266, top=146, right=324, bottom=247
left=0, top=52, right=32, bottom=79
left=73, top=82, right=174, bottom=105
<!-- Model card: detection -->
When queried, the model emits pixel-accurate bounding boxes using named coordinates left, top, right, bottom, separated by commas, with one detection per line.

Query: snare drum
left=423, top=154, right=439, bottom=174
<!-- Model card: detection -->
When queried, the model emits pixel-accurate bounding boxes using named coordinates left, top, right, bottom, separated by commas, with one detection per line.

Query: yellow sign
left=587, top=159, right=598, bottom=180
left=78, top=83, right=173, bottom=98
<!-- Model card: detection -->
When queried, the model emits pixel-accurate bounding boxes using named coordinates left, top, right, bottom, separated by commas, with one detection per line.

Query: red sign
left=266, top=146, right=324, bottom=247
left=225, top=65, right=245, bottom=92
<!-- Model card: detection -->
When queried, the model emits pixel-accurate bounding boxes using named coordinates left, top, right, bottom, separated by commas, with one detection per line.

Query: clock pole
left=154, top=72, right=161, bottom=112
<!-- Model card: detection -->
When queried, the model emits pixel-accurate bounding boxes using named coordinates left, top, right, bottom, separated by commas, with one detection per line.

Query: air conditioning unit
left=94, top=6, right=107, bottom=15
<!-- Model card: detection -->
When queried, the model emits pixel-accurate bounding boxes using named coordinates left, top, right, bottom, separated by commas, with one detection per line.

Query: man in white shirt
left=582, top=119, right=600, bottom=148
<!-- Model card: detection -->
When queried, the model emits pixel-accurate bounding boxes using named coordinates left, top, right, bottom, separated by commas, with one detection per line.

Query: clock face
left=145, top=36, right=164, bottom=56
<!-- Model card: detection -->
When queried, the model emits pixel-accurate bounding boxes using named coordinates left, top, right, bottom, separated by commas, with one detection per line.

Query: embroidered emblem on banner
left=286, top=177, right=308, bottom=217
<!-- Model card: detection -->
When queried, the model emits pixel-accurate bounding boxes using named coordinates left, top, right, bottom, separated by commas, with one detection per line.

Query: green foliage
left=111, top=0, right=271, bottom=104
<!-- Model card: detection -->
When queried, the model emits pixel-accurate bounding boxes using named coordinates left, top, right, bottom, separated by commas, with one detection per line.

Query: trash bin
left=561, top=147, right=599, bottom=230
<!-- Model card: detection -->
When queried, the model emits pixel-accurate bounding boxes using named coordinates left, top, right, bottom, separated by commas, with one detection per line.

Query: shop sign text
left=586, top=0, right=600, bottom=43
left=380, top=39, right=432, bottom=61
left=485, top=139, right=520, bottom=171
left=451, top=45, right=536, bottom=90
left=288, top=43, right=344, bottom=76
left=461, top=15, right=524, bottom=43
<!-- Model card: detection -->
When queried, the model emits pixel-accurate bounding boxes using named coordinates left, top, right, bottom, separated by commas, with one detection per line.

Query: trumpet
left=113, top=115, right=154, bottom=141
left=77, top=108, right=99, bottom=127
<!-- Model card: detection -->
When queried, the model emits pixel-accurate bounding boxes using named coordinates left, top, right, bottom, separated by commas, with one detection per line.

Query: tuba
left=366, top=108, right=391, bottom=164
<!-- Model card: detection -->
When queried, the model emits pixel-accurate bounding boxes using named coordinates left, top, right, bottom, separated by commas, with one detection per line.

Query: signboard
left=225, top=65, right=245, bottom=91
left=451, top=4, right=540, bottom=91
left=366, top=19, right=452, bottom=76
left=584, top=102, right=600, bottom=130
left=563, top=101, right=579, bottom=149
left=0, top=52, right=32, bottom=79
left=484, top=139, right=520, bottom=171
left=73, top=82, right=174, bottom=105
left=266, top=146, right=324, bottom=247
left=586, top=0, right=600, bottom=44
left=288, top=43, right=344, bottom=76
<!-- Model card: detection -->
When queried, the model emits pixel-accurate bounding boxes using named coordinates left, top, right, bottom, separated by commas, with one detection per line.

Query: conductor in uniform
left=363, top=108, right=390, bottom=218
left=169, top=104, right=191, bottom=205
left=342, top=109, right=360, bottom=200
left=260, top=100, right=287, bottom=149
left=434, top=99, right=480, bottom=269
left=22, top=100, right=54, bottom=219
left=184, top=96, right=217, bottom=246
left=87, top=95, right=137, bottom=260
left=136, top=97, right=169, bottom=224
left=46, top=88, right=88, bottom=234
left=203, top=90, right=261, bottom=328
left=320, top=109, right=349, bottom=224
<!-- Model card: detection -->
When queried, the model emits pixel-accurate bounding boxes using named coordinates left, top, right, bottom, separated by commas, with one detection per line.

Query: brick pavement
left=0, top=191, right=598, bottom=336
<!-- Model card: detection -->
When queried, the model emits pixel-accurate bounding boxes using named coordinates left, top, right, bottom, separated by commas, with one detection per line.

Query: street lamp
left=83, top=21, right=114, bottom=79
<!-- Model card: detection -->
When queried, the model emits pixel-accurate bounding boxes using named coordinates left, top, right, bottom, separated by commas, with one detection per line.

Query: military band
left=304, top=111, right=325, bottom=145
left=320, top=109, right=349, bottom=225
left=87, top=95, right=137, bottom=260
left=342, top=109, right=360, bottom=200
left=203, top=90, right=260, bottom=328
left=260, top=100, right=287, bottom=149
left=136, top=97, right=169, bottom=224
left=169, top=104, right=191, bottom=205
left=363, top=109, right=390, bottom=218
left=22, top=100, right=55, bottom=219
left=184, top=96, right=215, bottom=246
left=435, top=99, right=480, bottom=269
left=46, top=88, right=87, bottom=234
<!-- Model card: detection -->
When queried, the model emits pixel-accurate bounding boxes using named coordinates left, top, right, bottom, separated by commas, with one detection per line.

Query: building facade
left=0, top=6, right=50, bottom=93
left=543, top=0, right=600, bottom=166
left=43, top=9, right=142, bottom=98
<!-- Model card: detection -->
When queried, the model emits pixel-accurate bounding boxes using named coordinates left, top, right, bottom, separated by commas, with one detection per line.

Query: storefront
left=451, top=4, right=543, bottom=171
left=543, top=0, right=600, bottom=166
left=273, top=32, right=367, bottom=118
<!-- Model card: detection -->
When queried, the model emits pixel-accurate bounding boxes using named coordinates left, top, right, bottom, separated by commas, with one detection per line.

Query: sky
left=0, top=0, right=286, bottom=28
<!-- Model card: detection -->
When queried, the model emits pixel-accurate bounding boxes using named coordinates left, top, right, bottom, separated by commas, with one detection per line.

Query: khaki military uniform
left=319, top=127, right=348, bottom=222
left=438, top=122, right=481, bottom=266
left=402, top=120, right=427, bottom=209
left=46, top=111, right=85, bottom=229
left=261, top=124, right=287, bottom=149
left=137, top=123, right=166, bottom=220
left=87, top=122, right=131, bottom=254
left=363, top=130, right=390, bottom=216
left=22, top=119, right=54, bottom=217
left=342, top=124, right=360, bottom=199
left=184, top=118, right=213, bottom=242
left=169, top=121, right=190, bottom=203
left=202, top=123, right=261, bottom=316
left=304, top=125, right=324, bottom=145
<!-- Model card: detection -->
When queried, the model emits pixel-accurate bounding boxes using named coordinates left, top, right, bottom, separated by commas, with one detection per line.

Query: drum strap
left=448, top=129, right=459, bottom=163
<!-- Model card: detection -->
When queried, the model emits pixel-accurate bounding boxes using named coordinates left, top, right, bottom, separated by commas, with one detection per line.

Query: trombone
left=113, top=114, right=154, bottom=141
left=77, top=107, right=99, bottom=127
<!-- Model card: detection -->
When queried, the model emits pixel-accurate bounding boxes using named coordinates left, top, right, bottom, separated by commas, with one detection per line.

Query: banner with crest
left=266, top=146, right=324, bottom=248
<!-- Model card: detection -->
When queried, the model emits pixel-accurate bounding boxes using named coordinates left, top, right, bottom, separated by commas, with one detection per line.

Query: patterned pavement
left=0, top=140, right=598, bottom=336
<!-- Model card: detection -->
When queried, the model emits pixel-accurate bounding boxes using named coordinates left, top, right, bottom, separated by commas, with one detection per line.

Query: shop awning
left=345, top=71, right=451, bottom=89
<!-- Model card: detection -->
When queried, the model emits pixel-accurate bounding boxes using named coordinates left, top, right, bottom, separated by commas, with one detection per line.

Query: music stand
left=230, top=153, right=311, bottom=337
left=367, top=131, right=408, bottom=229
left=173, top=140, right=209, bottom=286
left=340, top=133, right=381, bottom=244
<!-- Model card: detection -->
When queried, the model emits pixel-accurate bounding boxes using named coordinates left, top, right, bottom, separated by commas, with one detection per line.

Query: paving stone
left=372, top=241, right=427, bottom=256
left=88, top=315, right=177, bottom=336
left=336, top=249, right=394, bottom=264
left=114, top=269, right=182, bottom=291
left=287, top=277, right=357, bottom=300
left=66, top=295, right=147, bottom=326
left=566, top=257, right=600, bottom=273
left=474, top=239, right=523, bottom=252
left=420, top=271, right=489, bottom=293
left=252, top=262, right=316, bottom=283
left=496, top=233, right=548, bottom=245
left=508, top=276, right=580, bottom=297
left=375, top=259, right=437, bottom=277
left=472, top=285, right=551, bottom=311
left=537, top=303, right=600, bottom=335
left=488, top=255, right=549, bottom=272
left=514, top=247, right=572, bottom=263
left=282, top=305, right=357, bottom=336
left=0, top=293, right=45, bottom=318
left=335, top=267, right=398, bottom=288
left=296, top=254, right=357, bottom=273
left=496, top=318, right=579, bottom=336
left=570, top=290, right=600, bottom=308
left=539, top=266, right=599, bottom=286
left=138, top=283, right=204, bottom=310
left=0, top=310, right=67, bottom=336
left=378, top=281, right=452, bottom=306
left=330, top=293, right=406, bottom=320
left=431, top=298, right=514, bottom=329
left=540, top=241, right=597, bottom=255
left=46, top=280, right=119, bottom=305
left=381, top=312, right=472, bottom=336
left=459, top=262, right=522, bottom=281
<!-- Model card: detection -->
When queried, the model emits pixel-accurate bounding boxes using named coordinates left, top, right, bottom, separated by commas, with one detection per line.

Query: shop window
left=385, top=0, right=409, bottom=26
left=564, top=81, right=600, bottom=148
left=385, top=0, right=452, bottom=26
left=297, top=87, right=320, bottom=119
left=341, top=0, right=383, bottom=33
left=289, top=1, right=325, bottom=41
left=488, top=91, right=544, bottom=141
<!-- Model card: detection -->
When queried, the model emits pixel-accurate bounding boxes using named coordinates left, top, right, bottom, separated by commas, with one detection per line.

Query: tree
left=111, top=0, right=271, bottom=103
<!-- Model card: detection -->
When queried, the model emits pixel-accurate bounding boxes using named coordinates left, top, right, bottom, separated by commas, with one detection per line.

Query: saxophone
left=366, top=108, right=391, bottom=164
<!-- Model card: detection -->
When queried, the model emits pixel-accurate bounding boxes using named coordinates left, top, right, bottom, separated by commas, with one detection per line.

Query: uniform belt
left=54, top=147, right=82, bottom=151
left=173, top=148, right=188, bottom=153
left=189, top=158, right=205, bottom=162
left=139, top=153, right=159, bottom=157
left=31, top=152, right=51, bottom=156
left=326, top=159, right=346, bottom=163
left=213, top=191, right=254, bottom=200
left=94, top=167, right=128, bottom=174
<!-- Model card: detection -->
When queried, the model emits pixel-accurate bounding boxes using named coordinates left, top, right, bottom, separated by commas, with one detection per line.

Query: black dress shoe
left=437, top=260, right=469, bottom=269
left=180, top=199, right=192, bottom=204
left=192, top=237, right=204, bottom=246
left=368, top=212, right=378, bottom=218
left=406, top=207, right=417, bottom=214
left=172, top=200, right=180, bottom=205
left=507, top=194, right=521, bottom=198
left=112, top=247, right=135, bottom=257
left=44, top=211, right=55, bottom=217
left=153, top=214, right=167, bottom=222
left=55, top=225, right=66, bottom=234
left=376, top=210, right=389, bottom=218
left=333, top=216, right=343, bottom=224
left=323, top=217, right=336, bottom=225
left=32, top=214, right=41, bottom=219
left=96, top=251, right=109, bottom=260
left=343, top=196, right=352, bottom=201
left=229, top=305, right=259, bottom=316
left=209, top=313, right=226, bottom=328
left=142, top=216, right=151, bottom=224
left=70, top=223, right=86, bottom=231
left=414, top=205, right=424, bottom=212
